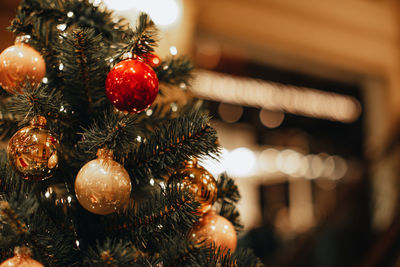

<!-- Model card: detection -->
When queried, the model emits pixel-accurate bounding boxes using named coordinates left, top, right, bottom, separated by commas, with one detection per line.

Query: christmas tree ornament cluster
left=7, top=116, right=59, bottom=181
left=0, top=42, right=45, bottom=94
left=173, top=158, right=218, bottom=214
left=75, top=148, right=132, bottom=215
left=189, top=210, right=237, bottom=254
left=0, top=247, right=43, bottom=267
left=105, top=58, right=159, bottom=113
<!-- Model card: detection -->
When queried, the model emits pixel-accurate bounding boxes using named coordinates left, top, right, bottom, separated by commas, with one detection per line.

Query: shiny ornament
left=75, top=148, right=132, bottom=215
left=7, top=116, right=59, bottom=181
left=0, top=43, right=45, bottom=94
left=106, top=59, right=159, bottom=113
left=0, top=247, right=43, bottom=267
left=173, top=158, right=217, bottom=214
left=135, top=53, right=161, bottom=68
left=189, top=210, right=237, bottom=254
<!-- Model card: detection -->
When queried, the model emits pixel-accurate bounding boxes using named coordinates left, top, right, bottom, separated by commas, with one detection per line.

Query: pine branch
left=55, top=27, right=110, bottom=118
left=157, top=236, right=213, bottom=267
left=135, top=102, right=199, bottom=136
left=84, top=238, right=149, bottom=267
left=217, top=173, right=240, bottom=204
left=126, top=110, right=220, bottom=184
left=9, top=0, right=131, bottom=44
left=0, top=188, right=79, bottom=266
left=0, top=99, right=20, bottom=141
left=218, top=202, right=243, bottom=233
left=8, top=83, right=69, bottom=124
left=122, top=186, right=200, bottom=252
left=78, top=110, right=140, bottom=161
left=113, top=13, right=159, bottom=62
left=209, top=247, right=264, bottom=267
left=155, top=56, right=193, bottom=86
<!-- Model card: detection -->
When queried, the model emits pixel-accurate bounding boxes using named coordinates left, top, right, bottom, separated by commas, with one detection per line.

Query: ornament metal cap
left=96, top=148, right=114, bottom=159
left=30, top=115, right=47, bottom=127
left=185, top=157, right=198, bottom=168
left=13, top=246, right=32, bottom=257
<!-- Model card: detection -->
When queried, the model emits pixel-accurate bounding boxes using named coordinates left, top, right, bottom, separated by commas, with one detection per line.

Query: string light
left=192, top=70, right=361, bottom=123
left=201, top=146, right=348, bottom=180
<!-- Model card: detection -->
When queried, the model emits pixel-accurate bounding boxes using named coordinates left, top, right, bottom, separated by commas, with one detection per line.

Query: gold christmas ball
left=7, top=116, right=59, bottom=181
left=0, top=43, right=46, bottom=94
left=0, top=247, right=44, bottom=267
left=189, top=210, right=237, bottom=254
left=75, top=148, right=132, bottom=215
left=175, top=158, right=218, bottom=213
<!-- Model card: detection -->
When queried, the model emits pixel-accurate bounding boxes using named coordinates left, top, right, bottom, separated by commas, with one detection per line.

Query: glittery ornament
left=75, top=148, right=132, bottom=215
left=189, top=210, right=237, bottom=254
left=105, top=59, right=159, bottom=113
left=7, top=116, right=59, bottom=181
left=173, top=158, right=217, bottom=214
left=0, top=247, right=43, bottom=267
left=0, top=43, right=45, bottom=94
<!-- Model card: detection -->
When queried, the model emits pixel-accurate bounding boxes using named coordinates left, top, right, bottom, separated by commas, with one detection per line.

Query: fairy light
left=192, top=70, right=361, bottom=123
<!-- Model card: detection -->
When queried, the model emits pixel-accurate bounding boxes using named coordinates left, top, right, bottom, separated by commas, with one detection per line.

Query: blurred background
left=2, top=0, right=400, bottom=266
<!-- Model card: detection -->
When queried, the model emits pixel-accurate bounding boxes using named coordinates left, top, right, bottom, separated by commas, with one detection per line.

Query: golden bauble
left=0, top=247, right=44, bottom=267
left=7, top=116, right=59, bottom=181
left=0, top=43, right=45, bottom=94
left=175, top=158, right=218, bottom=213
left=75, top=148, right=132, bottom=215
left=189, top=210, right=237, bottom=254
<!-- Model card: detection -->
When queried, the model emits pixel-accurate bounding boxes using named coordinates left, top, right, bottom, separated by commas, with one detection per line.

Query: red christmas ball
left=106, top=59, right=159, bottom=113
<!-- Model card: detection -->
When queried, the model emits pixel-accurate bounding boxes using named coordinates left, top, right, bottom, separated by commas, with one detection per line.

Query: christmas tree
left=0, top=0, right=262, bottom=266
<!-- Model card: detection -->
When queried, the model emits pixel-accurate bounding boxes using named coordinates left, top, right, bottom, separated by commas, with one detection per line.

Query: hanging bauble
left=105, top=59, right=159, bottom=113
left=135, top=53, right=161, bottom=68
left=0, top=247, right=44, bottom=267
left=75, top=148, right=132, bottom=215
left=7, top=116, right=59, bottom=181
left=172, top=158, right=218, bottom=214
left=0, top=43, right=46, bottom=94
left=189, top=210, right=237, bottom=254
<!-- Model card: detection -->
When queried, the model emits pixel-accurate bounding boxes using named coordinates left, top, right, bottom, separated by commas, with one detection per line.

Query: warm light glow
left=259, top=109, right=285, bottom=128
left=218, top=103, right=243, bottom=123
left=103, top=0, right=182, bottom=27
left=192, top=70, right=362, bottom=123
left=169, top=46, right=178, bottom=56
left=226, top=147, right=256, bottom=177
left=259, top=148, right=279, bottom=173
left=102, top=0, right=137, bottom=11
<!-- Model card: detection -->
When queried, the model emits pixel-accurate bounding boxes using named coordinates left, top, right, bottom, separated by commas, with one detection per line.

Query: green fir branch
left=55, top=27, right=109, bottom=117
left=124, top=186, right=200, bottom=251
left=9, top=0, right=131, bottom=44
left=154, top=56, right=193, bottom=86
left=84, top=238, right=149, bottom=267
left=78, top=110, right=140, bottom=161
left=218, top=202, right=243, bottom=233
left=8, top=83, right=71, bottom=125
left=113, top=13, right=159, bottom=61
left=216, top=173, right=241, bottom=204
left=127, top=110, right=220, bottom=184
left=0, top=99, right=20, bottom=141
left=157, top=237, right=213, bottom=267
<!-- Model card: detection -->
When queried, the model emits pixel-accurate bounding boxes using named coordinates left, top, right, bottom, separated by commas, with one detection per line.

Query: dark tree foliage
left=0, top=0, right=263, bottom=266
